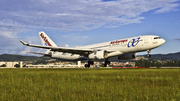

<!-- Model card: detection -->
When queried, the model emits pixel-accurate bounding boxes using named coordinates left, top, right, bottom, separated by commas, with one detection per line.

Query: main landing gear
left=147, top=50, right=151, bottom=57
left=84, top=59, right=111, bottom=68
left=84, top=60, right=94, bottom=68
left=104, top=59, right=110, bottom=67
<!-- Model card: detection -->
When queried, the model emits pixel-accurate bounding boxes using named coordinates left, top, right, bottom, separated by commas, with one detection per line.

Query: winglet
left=19, top=40, right=27, bottom=45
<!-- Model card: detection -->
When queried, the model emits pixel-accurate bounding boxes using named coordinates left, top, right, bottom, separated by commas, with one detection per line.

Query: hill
left=0, top=54, right=50, bottom=61
left=146, top=52, right=180, bottom=60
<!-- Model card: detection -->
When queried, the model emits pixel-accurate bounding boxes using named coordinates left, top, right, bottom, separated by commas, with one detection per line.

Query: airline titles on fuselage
left=110, top=39, right=128, bottom=44
left=110, top=39, right=128, bottom=47
left=110, top=37, right=142, bottom=48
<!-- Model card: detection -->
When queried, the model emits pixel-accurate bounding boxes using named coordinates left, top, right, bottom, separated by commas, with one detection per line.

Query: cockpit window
left=154, top=37, right=161, bottom=39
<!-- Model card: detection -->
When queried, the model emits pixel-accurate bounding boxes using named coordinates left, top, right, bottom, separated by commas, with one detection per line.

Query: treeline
left=135, top=60, right=180, bottom=67
left=0, top=54, right=50, bottom=62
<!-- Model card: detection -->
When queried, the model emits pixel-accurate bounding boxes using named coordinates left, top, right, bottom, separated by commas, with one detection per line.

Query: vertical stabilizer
left=39, top=31, right=57, bottom=47
left=39, top=31, right=57, bottom=54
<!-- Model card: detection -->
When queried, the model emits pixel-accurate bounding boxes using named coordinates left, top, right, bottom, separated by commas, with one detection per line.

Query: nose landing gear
left=147, top=50, right=151, bottom=57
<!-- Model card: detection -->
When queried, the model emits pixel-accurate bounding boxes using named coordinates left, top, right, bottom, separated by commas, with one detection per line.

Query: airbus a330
left=20, top=31, right=165, bottom=67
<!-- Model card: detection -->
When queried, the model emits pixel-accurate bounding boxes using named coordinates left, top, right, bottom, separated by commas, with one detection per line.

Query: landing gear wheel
left=107, top=61, right=110, bottom=65
left=104, top=60, right=110, bottom=67
left=88, top=61, right=94, bottom=65
left=87, top=64, right=90, bottom=68
left=147, top=50, right=151, bottom=53
left=147, top=50, right=151, bottom=58
left=84, top=64, right=88, bottom=68
left=84, top=60, right=94, bottom=68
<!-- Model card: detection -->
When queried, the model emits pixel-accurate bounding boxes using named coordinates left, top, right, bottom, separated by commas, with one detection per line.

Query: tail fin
left=39, top=31, right=57, bottom=47
left=39, top=31, right=57, bottom=55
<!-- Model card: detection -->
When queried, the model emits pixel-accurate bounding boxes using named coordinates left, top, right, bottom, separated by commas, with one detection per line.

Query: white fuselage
left=51, top=35, right=165, bottom=60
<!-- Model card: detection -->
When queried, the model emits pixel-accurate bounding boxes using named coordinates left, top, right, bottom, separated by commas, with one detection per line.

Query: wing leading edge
left=20, top=40, right=114, bottom=55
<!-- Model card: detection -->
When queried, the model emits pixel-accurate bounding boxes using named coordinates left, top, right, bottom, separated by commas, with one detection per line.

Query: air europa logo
left=110, top=39, right=127, bottom=44
left=40, top=33, right=52, bottom=46
left=127, top=37, right=141, bottom=47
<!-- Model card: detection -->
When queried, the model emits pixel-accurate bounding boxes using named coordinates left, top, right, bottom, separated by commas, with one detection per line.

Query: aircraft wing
left=20, top=40, right=114, bottom=55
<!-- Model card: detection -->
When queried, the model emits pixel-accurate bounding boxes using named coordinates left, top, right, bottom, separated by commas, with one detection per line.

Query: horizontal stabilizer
left=28, top=52, right=52, bottom=57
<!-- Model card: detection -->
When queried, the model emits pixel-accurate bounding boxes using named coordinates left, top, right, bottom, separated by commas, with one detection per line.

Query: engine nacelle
left=89, top=50, right=108, bottom=60
left=118, top=53, right=136, bottom=60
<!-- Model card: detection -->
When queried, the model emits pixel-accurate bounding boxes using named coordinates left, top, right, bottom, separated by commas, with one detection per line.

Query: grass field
left=0, top=68, right=180, bottom=101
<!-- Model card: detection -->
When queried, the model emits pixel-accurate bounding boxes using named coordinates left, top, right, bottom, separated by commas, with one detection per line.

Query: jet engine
left=89, top=50, right=108, bottom=60
left=118, top=53, right=136, bottom=60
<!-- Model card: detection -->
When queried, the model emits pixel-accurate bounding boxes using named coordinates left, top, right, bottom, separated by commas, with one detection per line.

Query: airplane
left=20, top=31, right=165, bottom=67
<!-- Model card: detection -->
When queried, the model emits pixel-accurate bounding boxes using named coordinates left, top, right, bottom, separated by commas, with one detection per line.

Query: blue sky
left=0, top=0, right=180, bottom=56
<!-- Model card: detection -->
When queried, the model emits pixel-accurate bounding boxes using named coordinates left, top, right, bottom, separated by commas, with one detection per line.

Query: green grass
left=0, top=68, right=180, bottom=101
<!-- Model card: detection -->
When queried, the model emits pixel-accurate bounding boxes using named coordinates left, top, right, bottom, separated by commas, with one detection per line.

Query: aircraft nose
left=162, top=39, right=165, bottom=44
left=160, top=38, right=165, bottom=45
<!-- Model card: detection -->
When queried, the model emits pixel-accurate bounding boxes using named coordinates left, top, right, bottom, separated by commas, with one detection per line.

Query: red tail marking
left=40, top=33, right=52, bottom=46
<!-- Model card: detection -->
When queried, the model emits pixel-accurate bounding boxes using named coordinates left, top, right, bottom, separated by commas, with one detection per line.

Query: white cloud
left=0, top=27, right=26, bottom=47
left=0, top=26, right=41, bottom=55
left=60, top=33, right=88, bottom=40
left=0, top=0, right=179, bottom=31
left=65, top=44, right=69, bottom=47
left=20, top=47, right=45, bottom=56
left=155, top=3, right=179, bottom=13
